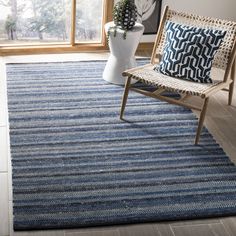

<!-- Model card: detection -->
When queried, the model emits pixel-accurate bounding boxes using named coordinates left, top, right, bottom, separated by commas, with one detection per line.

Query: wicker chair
left=120, top=6, right=236, bottom=145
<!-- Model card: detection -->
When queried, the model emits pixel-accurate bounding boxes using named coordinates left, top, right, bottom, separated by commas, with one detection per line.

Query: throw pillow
left=154, top=21, right=226, bottom=83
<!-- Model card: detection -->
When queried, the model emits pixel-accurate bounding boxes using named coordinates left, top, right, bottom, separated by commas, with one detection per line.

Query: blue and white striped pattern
left=6, top=60, right=236, bottom=231
left=156, top=21, right=226, bottom=83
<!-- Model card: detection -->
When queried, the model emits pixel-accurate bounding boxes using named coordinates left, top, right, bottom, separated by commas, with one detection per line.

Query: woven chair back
left=154, top=8, right=236, bottom=71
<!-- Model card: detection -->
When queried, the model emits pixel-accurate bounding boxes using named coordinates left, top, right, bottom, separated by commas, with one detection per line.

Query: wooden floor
left=0, top=51, right=236, bottom=236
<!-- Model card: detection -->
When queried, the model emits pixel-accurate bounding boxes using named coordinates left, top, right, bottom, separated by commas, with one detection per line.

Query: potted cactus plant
left=108, top=0, right=138, bottom=40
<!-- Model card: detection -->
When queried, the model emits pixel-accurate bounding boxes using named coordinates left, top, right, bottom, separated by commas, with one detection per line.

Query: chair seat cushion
left=155, top=21, right=226, bottom=83
left=123, top=64, right=226, bottom=98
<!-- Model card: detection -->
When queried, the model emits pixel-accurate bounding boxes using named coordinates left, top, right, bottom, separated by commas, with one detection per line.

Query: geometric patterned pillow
left=154, top=21, right=226, bottom=83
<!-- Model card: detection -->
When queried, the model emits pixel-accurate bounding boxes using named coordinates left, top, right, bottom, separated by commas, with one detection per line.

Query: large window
left=75, top=0, right=104, bottom=42
left=0, top=0, right=72, bottom=44
left=0, top=0, right=112, bottom=53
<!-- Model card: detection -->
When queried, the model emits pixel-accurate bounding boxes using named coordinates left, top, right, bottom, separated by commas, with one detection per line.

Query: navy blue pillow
left=155, top=21, right=226, bottom=83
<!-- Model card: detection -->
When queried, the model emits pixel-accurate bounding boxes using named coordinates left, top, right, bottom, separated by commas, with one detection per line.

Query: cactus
left=108, top=0, right=137, bottom=40
left=113, top=0, right=137, bottom=30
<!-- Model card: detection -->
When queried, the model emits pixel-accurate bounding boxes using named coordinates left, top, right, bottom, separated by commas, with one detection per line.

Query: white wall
left=162, top=0, right=236, bottom=21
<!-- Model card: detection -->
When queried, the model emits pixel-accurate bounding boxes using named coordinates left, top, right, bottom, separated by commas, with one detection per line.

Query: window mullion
left=70, top=0, right=76, bottom=45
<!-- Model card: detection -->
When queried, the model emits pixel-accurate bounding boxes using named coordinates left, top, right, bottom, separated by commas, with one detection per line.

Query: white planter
left=103, top=22, right=145, bottom=85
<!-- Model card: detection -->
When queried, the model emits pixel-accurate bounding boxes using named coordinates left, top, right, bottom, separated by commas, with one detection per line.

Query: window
left=0, top=0, right=71, bottom=44
left=0, top=0, right=112, bottom=54
left=76, top=0, right=104, bottom=43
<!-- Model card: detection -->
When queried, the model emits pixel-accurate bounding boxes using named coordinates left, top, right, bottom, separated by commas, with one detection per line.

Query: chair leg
left=229, top=59, right=235, bottom=105
left=195, top=97, right=209, bottom=145
left=120, top=76, right=132, bottom=119
left=228, top=80, right=235, bottom=105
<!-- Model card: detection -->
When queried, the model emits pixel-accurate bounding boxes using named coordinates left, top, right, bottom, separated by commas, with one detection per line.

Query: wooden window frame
left=0, top=0, right=114, bottom=56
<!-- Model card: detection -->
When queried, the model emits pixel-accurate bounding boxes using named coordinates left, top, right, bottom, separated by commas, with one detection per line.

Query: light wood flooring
left=0, top=51, right=236, bottom=236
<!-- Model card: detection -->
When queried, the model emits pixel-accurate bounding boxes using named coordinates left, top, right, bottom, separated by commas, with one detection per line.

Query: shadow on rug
left=6, top=59, right=236, bottom=230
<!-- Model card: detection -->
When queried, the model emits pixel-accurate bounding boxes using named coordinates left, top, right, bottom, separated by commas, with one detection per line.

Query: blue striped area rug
left=6, top=59, right=236, bottom=231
